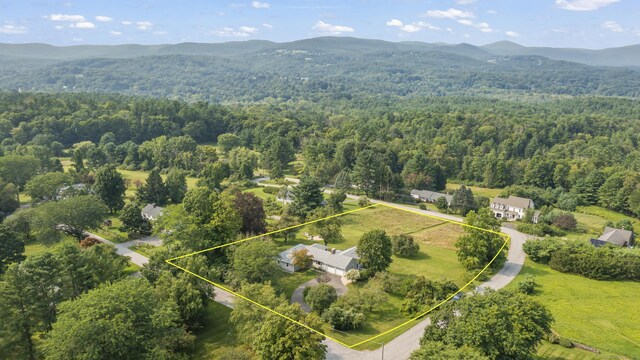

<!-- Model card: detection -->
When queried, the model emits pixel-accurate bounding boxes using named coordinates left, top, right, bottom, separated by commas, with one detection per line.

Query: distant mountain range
left=2, top=37, right=639, bottom=67
left=1, top=37, right=639, bottom=101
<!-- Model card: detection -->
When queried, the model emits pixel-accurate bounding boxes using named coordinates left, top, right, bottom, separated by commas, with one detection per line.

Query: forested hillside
left=1, top=92, right=639, bottom=219
left=1, top=38, right=640, bottom=101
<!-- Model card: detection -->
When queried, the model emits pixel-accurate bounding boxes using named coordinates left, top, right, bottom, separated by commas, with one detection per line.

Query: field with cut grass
left=536, top=341, right=619, bottom=360
left=507, top=260, right=640, bottom=359
left=129, top=243, right=166, bottom=258
left=446, top=182, right=502, bottom=198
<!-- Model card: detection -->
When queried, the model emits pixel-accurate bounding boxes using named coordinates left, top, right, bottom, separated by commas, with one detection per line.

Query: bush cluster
left=523, top=238, right=640, bottom=281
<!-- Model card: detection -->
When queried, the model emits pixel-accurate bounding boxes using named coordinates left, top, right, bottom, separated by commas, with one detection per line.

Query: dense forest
left=0, top=92, right=639, bottom=220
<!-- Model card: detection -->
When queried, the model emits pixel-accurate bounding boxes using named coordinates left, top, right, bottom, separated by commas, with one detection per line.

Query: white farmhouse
left=490, top=195, right=539, bottom=223
left=277, top=243, right=361, bottom=276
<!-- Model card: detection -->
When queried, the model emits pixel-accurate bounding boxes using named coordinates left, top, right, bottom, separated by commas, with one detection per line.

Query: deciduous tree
left=357, top=229, right=392, bottom=275
left=93, top=164, right=126, bottom=212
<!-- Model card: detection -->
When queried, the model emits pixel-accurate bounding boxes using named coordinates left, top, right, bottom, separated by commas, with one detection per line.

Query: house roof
left=278, top=243, right=359, bottom=271
left=411, top=189, right=452, bottom=203
left=589, top=239, right=609, bottom=248
left=598, top=227, right=633, bottom=247
left=491, top=195, right=534, bottom=210
left=141, top=203, right=164, bottom=219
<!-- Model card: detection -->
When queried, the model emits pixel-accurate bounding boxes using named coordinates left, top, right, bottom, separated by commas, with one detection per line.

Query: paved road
left=88, top=232, right=150, bottom=267
left=118, top=235, right=163, bottom=249
left=250, top=177, right=531, bottom=359
left=291, top=273, right=348, bottom=313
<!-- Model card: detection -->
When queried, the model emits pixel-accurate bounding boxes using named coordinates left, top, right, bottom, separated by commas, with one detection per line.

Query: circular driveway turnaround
left=291, top=273, right=348, bottom=313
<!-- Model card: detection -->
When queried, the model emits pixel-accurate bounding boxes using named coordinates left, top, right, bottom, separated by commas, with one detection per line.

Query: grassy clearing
left=91, top=215, right=130, bottom=243
left=446, top=182, right=502, bottom=198
left=129, top=243, right=166, bottom=258
left=535, top=341, right=618, bottom=360
left=506, top=260, right=640, bottom=359
left=192, top=301, right=254, bottom=359
left=245, top=186, right=278, bottom=201
left=272, top=269, right=319, bottom=299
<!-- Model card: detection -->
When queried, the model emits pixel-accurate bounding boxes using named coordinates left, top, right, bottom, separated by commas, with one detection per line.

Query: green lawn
left=192, top=301, right=255, bottom=359
left=129, top=243, right=166, bottom=258
left=536, top=341, right=619, bottom=360
left=245, top=186, right=278, bottom=201
left=91, top=215, right=131, bottom=243
left=446, top=182, right=502, bottom=198
left=272, top=269, right=319, bottom=299
left=506, top=260, right=640, bottom=359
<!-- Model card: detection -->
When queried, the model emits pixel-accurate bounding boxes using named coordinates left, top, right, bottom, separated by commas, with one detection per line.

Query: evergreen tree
left=119, top=202, right=149, bottom=234
left=93, top=164, right=126, bottom=212
left=0, top=225, right=24, bottom=274
left=290, top=175, right=325, bottom=218
left=136, top=168, right=167, bottom=205
left=451, top=185, right=476, bottom=216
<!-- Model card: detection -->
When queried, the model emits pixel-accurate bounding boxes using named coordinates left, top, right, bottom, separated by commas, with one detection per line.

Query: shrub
left=358, top=197, right=371, bottom=207
left=370, top=271, right=404, bottom=295
left=79, top=236, right=102, bottom=248
left=559, top=338, right=574, bottom=348
left=553, top=213, right=577, bottom=230
left=418, top=203, right=427, bottom=210
left=401, top=277, right=458, bottom=317
left=321, top=306, right=365, bottom=330
left=517, top=274, right=537, bottom=295
left=304, top=284, right=338, bottom=314
left=345, top=269, right=361, bottom=282
left=522, top=238, right=563, bottom=264
left=391, top=234, right=420, bottom=257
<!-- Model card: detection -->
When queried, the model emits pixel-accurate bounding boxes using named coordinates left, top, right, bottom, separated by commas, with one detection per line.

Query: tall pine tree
left=136, top=168, right=167, bottom=205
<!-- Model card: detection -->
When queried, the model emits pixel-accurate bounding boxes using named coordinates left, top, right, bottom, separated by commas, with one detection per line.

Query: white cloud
left=239, top=26, right=258, bottom=33
left=46, top=14, right=86, bottom=22
left=252, top=1, right=270, bottom=9
left=555, top=0, right=619, bottom=11
left=457, top=19, right=493, bottom=32
left=424, top=8, right=474, bottom=19
left=210, top=26, right=259, bottom=37
left=136, top=21, right=153, bottom=30
left=487, top=9, right=497, bottom=14
left=386, top=19, right=403, bottom=27
left=416, top=21, right=440, bottom=30
left=153, top=30, right=168, bottom=35
left=505, top=31, right=519, bottom=37
left=0, top=24, right=28, bottom=34
left=262, top=23, right=273, bottom=29
left=456, top=0, right=476, bottom=4
left=386, top=19, right=439, bottom=33
left=602, top=20, right=623, bottom=32
left=72, top=37, right=83, bottom=42
left=55, top=25, right=64, bottom=30
left=312, top=21, right=354, bottom=35
left=121, top=20, right=132, bottom=25
left=70, top=21, right=95, bottom=29
left=95, top=16, right=113, bottom=22
left=109, top=30, right=122, bottom=36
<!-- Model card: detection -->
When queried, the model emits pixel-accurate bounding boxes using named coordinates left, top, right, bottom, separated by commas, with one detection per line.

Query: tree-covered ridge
left=2, top=47, right=640, bottom=102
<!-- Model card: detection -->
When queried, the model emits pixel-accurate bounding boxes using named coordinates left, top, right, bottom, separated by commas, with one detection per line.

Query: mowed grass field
left=507, top=260, right=640, bottom=359
left=446, top=182, right=502, bottom=198
left=117, top=169, right=199, bottom=201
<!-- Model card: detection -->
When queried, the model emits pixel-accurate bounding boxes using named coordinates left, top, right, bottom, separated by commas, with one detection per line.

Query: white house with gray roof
left=277, top=243, right=361, bottom=276
left=410, top=189, right=452, bottom=206
left=490, top=195, right=539, bottom=223
left=141, top=203, right=164, bottom=221
left=590, top=227, right=634, bottom=248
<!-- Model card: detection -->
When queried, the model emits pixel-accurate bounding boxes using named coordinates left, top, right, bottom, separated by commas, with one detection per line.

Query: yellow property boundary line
left=165, top=202, right=510, bottom=349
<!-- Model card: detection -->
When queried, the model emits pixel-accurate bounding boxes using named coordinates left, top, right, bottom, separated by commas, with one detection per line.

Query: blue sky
left=0, top=0, right=638, bottom=48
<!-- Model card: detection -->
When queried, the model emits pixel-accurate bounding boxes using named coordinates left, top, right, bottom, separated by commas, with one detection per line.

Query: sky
left=0, top=0, right=638, bottom=49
